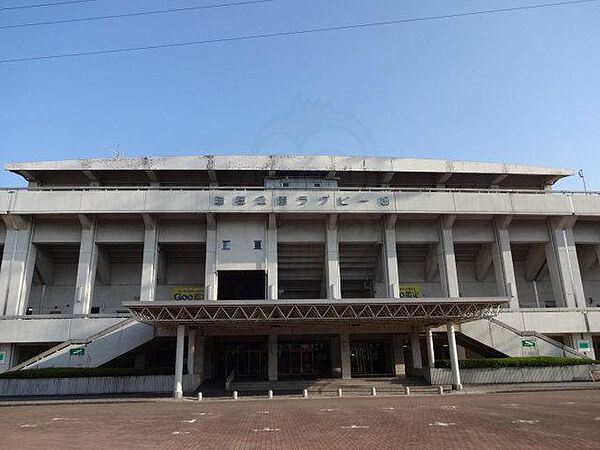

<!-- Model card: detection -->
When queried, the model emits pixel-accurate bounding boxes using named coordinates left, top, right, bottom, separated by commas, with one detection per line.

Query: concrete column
left=194, top=335, right=206, bottom=382
left=187, top=329, right=196, bottom=375
left=546, top=218, right=584, bottom=309
left=438, top=216, right=459, bottom=297
left=326, top=214, right=341, bottom=299
left=0, top=217, right=36, bottom=317
left=410, top=333, right=423, bottom=369
left=140, top=215, right=158, bottom=303
left=383, top=215, right=400, bottom=298
left=340, top=332, right=351, bottom=379
left=447, top=323, right=462, bottom=390
left=493, top=216, right=519, bottom=309
left=330, top=335, right=342, bottom=377
left=426, top=329, right=435, bottom=368
left=268, top=334, right=278, bottom=381
left=174, top=324, right=185, bottom=398
left=392, top=334, right=406, bottom=376
left=267, top=214, right=278, bottom=300
left=204, top=214, right=218, bottom=301
left=73, top=216, right=98, bottom=314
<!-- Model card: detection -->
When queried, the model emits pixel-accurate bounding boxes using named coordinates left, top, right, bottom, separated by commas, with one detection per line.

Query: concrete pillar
left=383, top=215, right=400, bottom=298
left=330, top=335, right=342, bottom=377
left=204, top=214, right=218, bottom=301
left=140, top=215, right=158, bottom=303
left=493, top=216, right=519, bottom=309
left=410, top=333, right=423, bottom=369
left=187, top=329, right=196, bottom=375
left=0, top=217, right=36, bottom=317
left=73, top=216, right=98, bottom=314
left=174, top=324, right=185, bottom=398
left=546, top=218, right=584, bottom=309
left=268, top=334, right=278, bottom=381
left=267, top=214, right=278, bottom=300
left=392, top=334, right=406, bottom=376
left=340, top=332, right=351, bottom=379
left=438, top=216, right=459, bottom=297
left=447, top=323, right=462, bottom=390
left=194, top=335, right=206, bottom=382
left=326, top=214, right=341, bottom=299
left=426, top=329, right=435, bottom=368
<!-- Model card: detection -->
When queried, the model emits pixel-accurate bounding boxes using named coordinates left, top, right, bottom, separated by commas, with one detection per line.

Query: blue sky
left=0, top=0, right=599, bottom=189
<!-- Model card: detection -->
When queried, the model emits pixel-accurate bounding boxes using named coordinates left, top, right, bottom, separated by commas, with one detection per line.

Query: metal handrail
left=225, top=369, right=236, bottom=392
left=8, top=318, right=135, bottom=371
left=488, top=317, right=588, bottom=359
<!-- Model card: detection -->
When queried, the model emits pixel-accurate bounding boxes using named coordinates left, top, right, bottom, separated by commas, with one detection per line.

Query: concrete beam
left=436, top=173, right=452, bottom=185
left=475, top=244, right=493, bottom=282
left=267, top=213, right=278, bottom=300
left=425, top=244, right=439, bottom=281
left=2, top=215, right=27, bottom=231
left=490, top=174, right=508, bottom=186
left=96, top=245, right=110, bottom=285
left=145, top=170, right=159, bottom=183
left=578, top=246, right=598, bottom=270
left=34, top=246, right=54, bottom=285
left=142, top=213, right=156, bottom=230
left=83, top=170, right=98, bottom=183
left=525, top=245, right=547, bottom=281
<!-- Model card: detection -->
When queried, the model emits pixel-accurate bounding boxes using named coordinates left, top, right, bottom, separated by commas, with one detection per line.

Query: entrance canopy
left=124, top=297, right=507, bottom=329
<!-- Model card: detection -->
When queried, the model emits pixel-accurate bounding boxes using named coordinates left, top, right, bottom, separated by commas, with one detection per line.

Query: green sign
left=0, top=351, right=6, bottom=365
left=70, top=347, right=85, bottom=356
left=521, top=339, right=536, bottom=348
left=577, top=340, right=591, bottom=351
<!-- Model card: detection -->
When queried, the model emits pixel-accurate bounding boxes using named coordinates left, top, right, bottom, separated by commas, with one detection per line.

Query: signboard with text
left=172, top=287, right=205, bottom=301
left=398, top=284, right=422, bottom=298
left=70, top=347, right=85, bottom=357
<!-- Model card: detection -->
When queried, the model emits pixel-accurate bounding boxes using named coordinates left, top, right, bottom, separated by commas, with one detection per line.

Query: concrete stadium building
left=0, top=155, right=599, bottom=396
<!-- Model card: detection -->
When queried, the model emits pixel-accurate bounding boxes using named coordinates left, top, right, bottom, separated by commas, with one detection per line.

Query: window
left=253, top=240, right=262, bottom=250
left=313, top=182, right=321, bottom=187
left=222, top=240, right=231, bottom=250
left=282, top=181, right=290, bottom=187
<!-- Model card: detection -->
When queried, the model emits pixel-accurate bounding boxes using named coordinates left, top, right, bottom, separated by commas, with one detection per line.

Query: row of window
left=221, top=240, right=262, bottom=250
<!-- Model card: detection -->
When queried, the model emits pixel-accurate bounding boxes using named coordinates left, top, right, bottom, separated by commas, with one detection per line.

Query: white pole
left=446, top=322, right=462, bottom=391
left=174, top=324, right=185, bottom=398
left=187, top=329, right=196, bottom=376
left=426, top=329, right=435, bottom=368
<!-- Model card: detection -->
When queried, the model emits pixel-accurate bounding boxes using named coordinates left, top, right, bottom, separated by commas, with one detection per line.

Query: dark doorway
left=350, top=340, right=392, bottom=376
left=218, top=270, right=266, bottom=300
left=278, top=340, right=331, bottom=379
left=212, top=340, right=267, bottom=380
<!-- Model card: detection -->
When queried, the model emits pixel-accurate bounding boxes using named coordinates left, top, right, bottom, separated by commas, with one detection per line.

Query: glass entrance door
left=350, top=340, right=388, bottom=376
left=278, top=341, right=330, bottom=378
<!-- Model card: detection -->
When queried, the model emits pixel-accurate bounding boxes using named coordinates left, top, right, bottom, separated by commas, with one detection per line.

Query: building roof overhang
left=6, top=155, right=573, bottom=188
left=123, top=297, right=508, bottom=329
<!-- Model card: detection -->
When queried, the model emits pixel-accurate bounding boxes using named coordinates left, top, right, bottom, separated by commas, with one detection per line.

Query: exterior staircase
left=224, top=377, right=450, bottom=397
left=460, top=317, right=589, bottom=359
left=10, top=319, right=155, bottom=370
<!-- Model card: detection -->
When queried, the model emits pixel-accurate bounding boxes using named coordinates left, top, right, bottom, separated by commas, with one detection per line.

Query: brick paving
left=1, top=390, right=599, bottom=450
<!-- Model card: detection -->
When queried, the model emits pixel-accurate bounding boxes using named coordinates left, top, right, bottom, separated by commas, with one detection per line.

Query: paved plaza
left=1, top=390, right=599, bottom=450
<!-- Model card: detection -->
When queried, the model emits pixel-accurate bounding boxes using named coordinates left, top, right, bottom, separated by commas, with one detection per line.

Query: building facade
left=0, top=155, right=598, bottom=395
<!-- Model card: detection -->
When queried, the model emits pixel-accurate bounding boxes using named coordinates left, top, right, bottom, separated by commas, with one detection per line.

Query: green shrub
left=0, top=367, right=174, bottom=379
left=434, top=356, right=599, bottom=369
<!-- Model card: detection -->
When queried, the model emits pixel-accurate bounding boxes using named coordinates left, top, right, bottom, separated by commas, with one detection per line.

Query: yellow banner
left=398, top=284, right=421, bottom=298
left=172, top=287, right=204, bottom=301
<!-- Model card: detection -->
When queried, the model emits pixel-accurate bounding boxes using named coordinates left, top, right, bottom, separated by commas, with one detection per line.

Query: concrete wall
left=426, top=365, right=596, bottom=385
left=0, top=374, right=201, bottom=397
